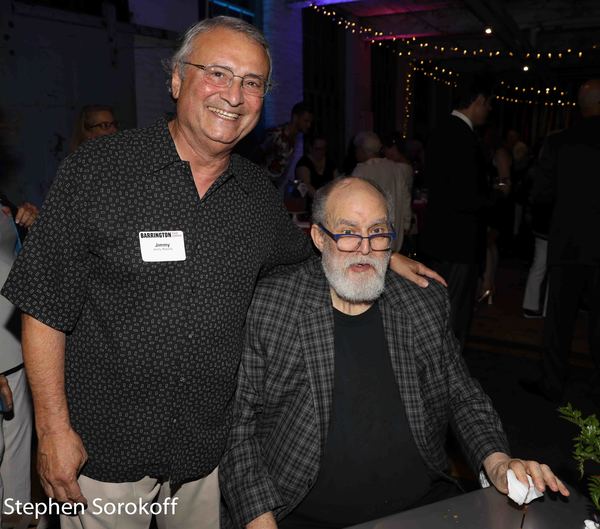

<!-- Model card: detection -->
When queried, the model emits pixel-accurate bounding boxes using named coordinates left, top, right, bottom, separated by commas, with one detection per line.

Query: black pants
left=426, top=258, right=478, bottom=351
left=542, top=264, right=600, bottom=394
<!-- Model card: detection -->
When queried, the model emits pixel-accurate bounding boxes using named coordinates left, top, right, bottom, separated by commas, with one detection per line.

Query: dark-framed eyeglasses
left=318, top=223, right=396, bottom=252
left=182, top=62, right=270, bottom=97
left=86, top=121, right=118, bottom=131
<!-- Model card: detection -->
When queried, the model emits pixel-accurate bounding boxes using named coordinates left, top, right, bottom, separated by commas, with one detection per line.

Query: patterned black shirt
left=1, top=120, right=313, bottom=486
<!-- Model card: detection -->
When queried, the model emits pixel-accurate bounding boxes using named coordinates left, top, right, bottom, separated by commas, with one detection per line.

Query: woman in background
left=295, top=134, right=337, bottom=213
left=70, top=104, right=118, bottom=152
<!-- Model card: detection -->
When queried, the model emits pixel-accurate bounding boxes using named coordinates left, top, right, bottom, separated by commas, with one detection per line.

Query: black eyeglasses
left=182, top=62, right=270, bottom=97
left=86, top=121, right=118, bottom=131
left=318, top=223, right=396, bottom=252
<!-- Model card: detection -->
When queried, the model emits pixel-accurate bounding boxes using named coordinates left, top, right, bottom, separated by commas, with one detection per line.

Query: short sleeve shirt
left=261, top=125, right=295, bottom=184
left=1, top=120, right=313, bottom=486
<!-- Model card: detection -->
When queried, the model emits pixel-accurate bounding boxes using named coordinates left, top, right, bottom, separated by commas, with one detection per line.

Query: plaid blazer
left=220, top=258, right=509, bottom=528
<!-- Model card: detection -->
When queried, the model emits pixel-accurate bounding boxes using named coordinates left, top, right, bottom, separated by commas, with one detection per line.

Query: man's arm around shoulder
left=22, top=314, right=88, bottom=504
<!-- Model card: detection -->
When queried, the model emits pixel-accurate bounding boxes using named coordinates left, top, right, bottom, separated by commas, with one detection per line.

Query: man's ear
left=474, top=94, right=487, bottom=107
left=310, top=224, right=324, bottom=253
left=171, top=68, right=182, bottom=100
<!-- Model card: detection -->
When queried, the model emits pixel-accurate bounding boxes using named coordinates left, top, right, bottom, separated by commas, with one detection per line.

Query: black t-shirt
left=281, top=302, right=453, bottom=529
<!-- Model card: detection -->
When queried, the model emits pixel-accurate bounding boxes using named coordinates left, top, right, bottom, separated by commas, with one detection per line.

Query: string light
left=413, top=66, right=458, bottom=88
left=309, top=3, right=597, bottom=63
left=499, top=80, right=568, bottom=98
left=402, top=62, right=415, bottom=138
left=495, top=95, right=573, bottom=106
left=308, top=3, right=582, bottom=112
left=497, top=80, right=575, bottom=106
left=414, top=59, right=459, bottom=87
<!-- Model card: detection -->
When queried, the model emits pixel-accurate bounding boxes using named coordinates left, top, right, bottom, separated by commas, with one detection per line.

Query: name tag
left=139, top=231, right=186, bottom=262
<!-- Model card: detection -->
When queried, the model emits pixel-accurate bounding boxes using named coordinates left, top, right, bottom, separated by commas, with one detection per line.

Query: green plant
left=559, top=403, right=600, bottom=510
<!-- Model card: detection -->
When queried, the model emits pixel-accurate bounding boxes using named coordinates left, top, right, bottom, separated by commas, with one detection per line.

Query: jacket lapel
left=380, top=278, right=434, bottom=469
left=298, top=261, right=336, bottom=456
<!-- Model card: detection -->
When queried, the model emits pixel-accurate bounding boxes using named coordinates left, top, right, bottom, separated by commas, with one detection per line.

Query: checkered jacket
left=219, top=258, right=509, bottom=528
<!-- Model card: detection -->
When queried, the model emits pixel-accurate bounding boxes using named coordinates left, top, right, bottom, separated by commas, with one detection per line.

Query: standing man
left=2, top=16, right=311, bottom=529
left=261, top=102, right=313, bottom=189
left=521, top=79, right=600, bottom=405
left=419, top=76, right=493, bottom=348
left=1, top=16, right=441, bottom=529
left=352, top=131, right=412, bottom=252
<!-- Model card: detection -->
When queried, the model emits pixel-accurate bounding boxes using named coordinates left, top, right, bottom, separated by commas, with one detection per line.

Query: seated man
left=219, top=178, right=569, bottom=529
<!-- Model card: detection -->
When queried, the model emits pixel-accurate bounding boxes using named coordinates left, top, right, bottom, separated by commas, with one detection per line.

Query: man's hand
left=246, top=512, right=278, bottom=529
left=0, top=374, right=14, bottom=412
left=483, top=452, right=570, bottom=497
left=14, top=202, right=39, bottom=228
left=390, top=253, right=448, bottom=288
left=37, top=427, right=88, bottom=505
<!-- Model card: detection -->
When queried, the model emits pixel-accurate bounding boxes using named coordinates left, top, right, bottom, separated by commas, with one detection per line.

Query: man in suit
left=521, top=79, right=600, bottom=404
left=419, top=76, right=492, bottom=348
left=220, top=177, right=568, bottom=529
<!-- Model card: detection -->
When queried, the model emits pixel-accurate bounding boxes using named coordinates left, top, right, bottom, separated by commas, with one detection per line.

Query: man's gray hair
left=312, top=177, right=393, bottom=228
left=168, top=16, right=272, bottom=84
left=353, top=131, right=382, bottom=157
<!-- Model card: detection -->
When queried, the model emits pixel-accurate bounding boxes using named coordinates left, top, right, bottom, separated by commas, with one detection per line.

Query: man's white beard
left=321, top=249, right=390, bottom=304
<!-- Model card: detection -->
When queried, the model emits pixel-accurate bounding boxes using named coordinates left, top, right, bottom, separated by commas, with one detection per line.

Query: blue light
left=210, top=0, right=254, bottom=18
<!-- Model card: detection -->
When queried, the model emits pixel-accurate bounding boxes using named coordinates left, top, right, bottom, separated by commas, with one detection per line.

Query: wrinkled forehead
left=327, top=182, right=388, bottom=226
left=190, top=28, right=270, bottom=77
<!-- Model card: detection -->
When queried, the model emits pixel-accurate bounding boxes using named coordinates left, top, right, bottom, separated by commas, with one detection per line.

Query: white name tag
left=139, top=231, right=186, bottom=262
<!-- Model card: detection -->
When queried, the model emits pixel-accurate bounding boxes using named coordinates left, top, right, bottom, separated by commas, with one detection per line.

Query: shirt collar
left=229, top=154, right=254, bottom=195
left=451, top=110, right=474, bottom=131
left=203, top=155, right=253, bottom=199
left=144, top=119, right=183, bottom=174
left=362, top=157, right=386, bottom=166
left=147, top=119, right=253, bottom=195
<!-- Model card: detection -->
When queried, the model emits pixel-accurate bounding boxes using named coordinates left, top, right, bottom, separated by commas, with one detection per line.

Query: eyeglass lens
left=337, top=235, right=392, bottom=251
left=202, top=65, right=266, bottom=96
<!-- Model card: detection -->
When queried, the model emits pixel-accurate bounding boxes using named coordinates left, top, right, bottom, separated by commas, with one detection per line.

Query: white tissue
left=584, top=520, right=599, bottom=529
left=506, top=469, right=544, bottom=505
